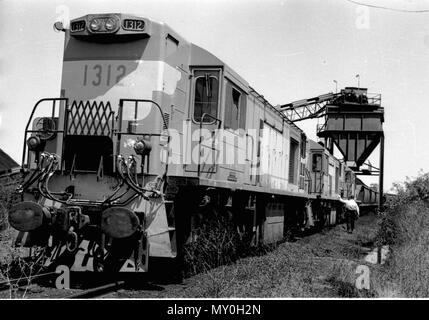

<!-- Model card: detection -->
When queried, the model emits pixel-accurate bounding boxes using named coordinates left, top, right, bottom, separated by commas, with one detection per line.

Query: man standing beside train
left=338, top=194, right=359, bottom=233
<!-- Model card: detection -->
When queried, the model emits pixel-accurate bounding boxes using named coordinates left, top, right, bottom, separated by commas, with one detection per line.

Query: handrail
left=246, top=133, right=254, bottom=162
left=304, top=168, right=312, bottom=194
left=197, top=113, right=222, bottom=177
left=22, top=98, right=68, bottom=168
left=319, top=172, right=325, bottom=194
left=118, top=98, right=171, bottom=178
left=21, top=97, right=173, bottom=207
left=118, top=99, right=169, bottom=132
left=334, top=92, right=381, bottom=106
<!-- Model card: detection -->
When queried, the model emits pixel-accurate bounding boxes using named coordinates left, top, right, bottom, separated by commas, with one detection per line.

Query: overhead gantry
left=279, top=87, right=385, bottom=211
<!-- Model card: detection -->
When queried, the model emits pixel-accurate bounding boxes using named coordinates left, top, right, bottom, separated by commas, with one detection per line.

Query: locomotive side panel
left=153, top=30, right=192, bottom=178
left=214, top=72, right=248, bottom=184
left=243, top=93, right=262, bottom=186
left=288, top=126, right=302, bottom=193
left=259, top=106, right=290, bottom=191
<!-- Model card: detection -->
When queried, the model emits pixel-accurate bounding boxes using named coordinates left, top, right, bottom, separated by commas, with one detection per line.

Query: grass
left=181, top=215, right=273, bottom=278
left=13, top=167, right=429, bottom=299
left=115, top=212, right=381, bottom=298
left=374, top=203, right=429, bottom=297
left=13, top=169, right=429, bottom=298
left=370, top=171, right=429, bottom=298
left=0, top=172, right=21, bottom=231
left=7, top=209, right=384, bottom=299
left=0, top=173, right=41, bottom=298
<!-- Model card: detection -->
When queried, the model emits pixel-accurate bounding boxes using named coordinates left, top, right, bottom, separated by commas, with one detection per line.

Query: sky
left=1, top=0, right=429, bottom=192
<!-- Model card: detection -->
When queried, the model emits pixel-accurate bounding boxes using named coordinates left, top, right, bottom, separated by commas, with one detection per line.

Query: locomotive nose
left=8, top=201, right=51, bottom=232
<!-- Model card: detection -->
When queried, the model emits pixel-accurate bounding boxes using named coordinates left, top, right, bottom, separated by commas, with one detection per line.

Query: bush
left=0, top=172, right=21, bottom=231
left=0, top=202, right=8, bottom=232
left=385, top=171, right=429, bottom=209
left=375, top=171, right=429, bottom=297
left=182, top=216, right=272, bottom=277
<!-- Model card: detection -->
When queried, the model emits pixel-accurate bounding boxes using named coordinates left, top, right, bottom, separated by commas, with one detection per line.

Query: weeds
left=0, top=203, right=8, bottom=232
left=182, top=216, right=272, bottom=277
left=0, top=228, right=48, bottom=299
left=169, top=213, right=381, bottom=298
left=0, top=173, right=44, bottom=298
left=374, top=171, right=429, bottom=297
left=326, top=277, right=376, bottom=298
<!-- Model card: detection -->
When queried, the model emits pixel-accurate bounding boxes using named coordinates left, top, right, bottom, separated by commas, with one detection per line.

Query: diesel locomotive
left=7, top=13, right=378, bottom=276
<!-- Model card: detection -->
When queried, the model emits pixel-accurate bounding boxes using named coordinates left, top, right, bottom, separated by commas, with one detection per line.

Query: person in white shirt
left=338, top=194, right=359, bottom=233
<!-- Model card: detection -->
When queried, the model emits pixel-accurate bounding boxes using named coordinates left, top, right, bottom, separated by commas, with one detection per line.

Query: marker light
left=89, top=18, right=102, bottom=31
left=53, top=21, right=65, bottom=32
left=35, top=117, right=56, bottom=140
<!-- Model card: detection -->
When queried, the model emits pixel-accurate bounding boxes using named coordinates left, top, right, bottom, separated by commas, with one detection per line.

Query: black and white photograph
left=0, top=0, right=428, bottom=308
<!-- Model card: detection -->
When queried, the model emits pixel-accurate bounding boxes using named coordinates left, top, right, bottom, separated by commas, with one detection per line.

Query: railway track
left=0, top=273, right=126, bottom=299
left=66, top=280, right=126, bottom=299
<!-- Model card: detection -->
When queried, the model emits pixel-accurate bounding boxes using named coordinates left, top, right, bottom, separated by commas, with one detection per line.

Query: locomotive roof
left=153, top=17, right=303, bottom=132
left=309, top=139, right=326, bottom=151
left=68, top=13, right=304, bottom=132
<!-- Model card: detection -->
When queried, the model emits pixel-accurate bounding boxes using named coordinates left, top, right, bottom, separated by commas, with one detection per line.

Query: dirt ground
left=0, top=212, right=381, bottom=299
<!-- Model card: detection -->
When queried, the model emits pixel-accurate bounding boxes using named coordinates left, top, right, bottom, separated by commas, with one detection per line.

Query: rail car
left=356, top=178, right=379, bottom=209
left=7, top=13, right=378, bottom=278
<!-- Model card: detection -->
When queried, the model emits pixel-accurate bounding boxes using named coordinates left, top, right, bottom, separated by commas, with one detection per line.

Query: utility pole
left=377, top=133, right=385, bottom=264
left=379, top=134, right=384, bottom=211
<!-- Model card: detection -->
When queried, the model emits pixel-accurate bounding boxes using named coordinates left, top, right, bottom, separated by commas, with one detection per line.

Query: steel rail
left=66, top=280, right=126, bottom=299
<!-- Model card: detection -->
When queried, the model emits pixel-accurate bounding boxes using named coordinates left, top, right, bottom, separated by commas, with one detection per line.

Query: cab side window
left=193, top=70, right=220, bottom=123
left=300, top=135, right=307, bottom=158
left=312, top=153, right=322, bottom=172
left=325, top=155, right=329, bottom=173
left=224, top=81, right=246, bottom=130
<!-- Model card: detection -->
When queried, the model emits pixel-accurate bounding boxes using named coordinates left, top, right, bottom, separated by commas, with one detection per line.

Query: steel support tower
left=280, top=87, right=385, bottom=211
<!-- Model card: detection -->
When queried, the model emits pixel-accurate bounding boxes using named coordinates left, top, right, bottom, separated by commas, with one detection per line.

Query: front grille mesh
left=67, top=100, right=113, bottom=136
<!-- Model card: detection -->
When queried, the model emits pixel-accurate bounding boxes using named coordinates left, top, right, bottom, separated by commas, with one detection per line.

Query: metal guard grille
left=67, top=100, right=113, bottom=136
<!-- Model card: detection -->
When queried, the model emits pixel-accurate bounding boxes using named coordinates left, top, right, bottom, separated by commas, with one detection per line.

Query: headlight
left=105, top=17, right=117, bottom=31
left=89, top=18, right=102, bottom=31
left=88, top=16, right=119, bottom=33
left=27, top=136, right=44, bottom=151
left=134, top=139, right=152, bottom=156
